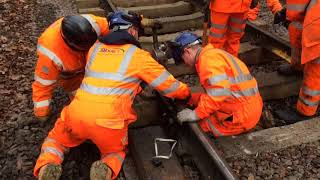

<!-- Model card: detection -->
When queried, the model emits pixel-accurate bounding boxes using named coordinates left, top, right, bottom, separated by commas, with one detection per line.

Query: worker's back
left=195, top=44, right=262, bottom=128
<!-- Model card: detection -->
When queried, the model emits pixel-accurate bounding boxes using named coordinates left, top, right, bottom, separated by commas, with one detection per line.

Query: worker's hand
left=141, top=18, right=162, bottom=29
left=177, top=108, right=199, bottom=125
left=273, top=8, right=287, bottom=24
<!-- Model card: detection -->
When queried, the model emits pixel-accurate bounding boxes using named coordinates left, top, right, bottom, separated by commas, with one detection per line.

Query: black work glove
left=250, top=0, right=260, bottom=9
left=274, top=8, right=287, bottom=24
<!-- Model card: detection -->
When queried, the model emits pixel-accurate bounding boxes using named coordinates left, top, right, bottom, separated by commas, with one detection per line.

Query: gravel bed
left=227, top=140, right=320, bottom=180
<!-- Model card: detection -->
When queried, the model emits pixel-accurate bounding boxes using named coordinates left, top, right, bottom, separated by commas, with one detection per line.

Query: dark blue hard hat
left=170, top=32, right=202, bottom=64
left=107, top=10, right=142, bottom=31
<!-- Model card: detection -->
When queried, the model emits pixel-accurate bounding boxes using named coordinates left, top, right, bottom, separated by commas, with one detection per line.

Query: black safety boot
left=90, top=160, right=112, bottom=180
left=277, top=64, right=303, bottom=76
left=38, top=164, right=62, bottom=180
left=274, top=108, right=309, bottom=124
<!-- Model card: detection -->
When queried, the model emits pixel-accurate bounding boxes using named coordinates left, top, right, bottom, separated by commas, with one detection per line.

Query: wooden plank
left=215, top=117, right=320, bottom=158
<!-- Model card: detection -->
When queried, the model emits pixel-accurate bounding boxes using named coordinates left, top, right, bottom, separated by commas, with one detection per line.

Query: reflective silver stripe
left=302, top=86, right=320, bottom=96
left=229, top=74, right=253, bottom=84
left=307, top=0, right=318, bottom=11
left=299, top=97, right=319, bottom=106
left=291, top=21, right=303, bottom=30
left=86, top=42, right=103, bottom=69
left=41, top=147, right=64, bottom=160
left=222, top=50, right=243, bottom=74
left=211, top=23, right=226, bottom=29
left=102, top=153, right=124, bottom=164
left=206, top=88, right=231, bottom=97
left=206, top=118, right=224, bottom=136
left=80, top=83, right=133, bottom=95
left=229, top=26, right=244, bottom=33
left=208, top=74, right=228, bottom=85
left=150, top=71, right=171, bottom=88
left=287, top=4, right=307, bottom=11
left=85, top=70, right=141, bottom=83
left=232, top=87, right=259, bottom=97
left=230, top=17, right=246, bottom=24
left=117, top=46, right=137, bottom=74
left=81, top=14, right=101, bottom=36
left=34, top=99, right=51, bottom=108
left=44, top=138, right=69, bottom=152
left=34, top=74, right=57, bottom=86
left=162, top=81, right=180, bottom=95
left=209, top=31, right=224, bottom=38
left=37, top=44, right=65, bottom=70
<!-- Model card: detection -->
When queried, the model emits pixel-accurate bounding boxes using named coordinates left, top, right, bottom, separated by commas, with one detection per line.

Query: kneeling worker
left=33, top=10, right=190, bottom=180
left=171, top=32, right=263, bottom=137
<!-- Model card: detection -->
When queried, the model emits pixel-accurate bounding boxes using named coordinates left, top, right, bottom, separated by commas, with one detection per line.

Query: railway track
left=74, top=0, right=320, bottom=179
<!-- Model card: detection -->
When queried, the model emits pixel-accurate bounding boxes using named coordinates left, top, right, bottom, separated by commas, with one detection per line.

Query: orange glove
left=187, top=92, right=202, bottom=107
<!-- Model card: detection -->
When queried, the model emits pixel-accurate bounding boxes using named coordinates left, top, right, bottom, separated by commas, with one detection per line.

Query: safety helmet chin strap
left=193, top=47, right=202, bottom=66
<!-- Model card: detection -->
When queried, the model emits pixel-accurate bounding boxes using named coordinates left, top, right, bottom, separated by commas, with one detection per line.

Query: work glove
left=177, top=108, right=200, bottom=125
left=273, top=8, right=287, bottom=24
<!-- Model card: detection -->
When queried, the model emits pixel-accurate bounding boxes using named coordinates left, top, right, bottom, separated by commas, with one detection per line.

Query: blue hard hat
left=170, top=32, right=202, bottom=63
left=107, top=10, right=142, bottom=30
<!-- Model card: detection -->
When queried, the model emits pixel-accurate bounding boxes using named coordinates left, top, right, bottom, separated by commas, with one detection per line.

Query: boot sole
left=39, top=164, right=62, bottom=180
left=90, top=161, right=112, bottom=180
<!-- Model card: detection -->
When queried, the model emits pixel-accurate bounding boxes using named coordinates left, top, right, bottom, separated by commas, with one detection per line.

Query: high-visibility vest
left=194, top=44, right=261, bottom=119
left=32, top=14, right=109, bottom=117
left=74, top=41, right=190, bottom=128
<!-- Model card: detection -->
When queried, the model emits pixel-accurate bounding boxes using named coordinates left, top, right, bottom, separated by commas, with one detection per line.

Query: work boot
left=277, top=64, right=302, bottom=76
left=274, top=108, right=308, bottom=124
left=38, top=164, right=62, bottom=180
left=90, top=160, right=112, bottom=180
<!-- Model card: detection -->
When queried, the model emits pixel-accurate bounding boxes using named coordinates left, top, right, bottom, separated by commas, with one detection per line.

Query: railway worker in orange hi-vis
left=275, top=0, right=320, bottom=118
left=247, top=0, right=283, bottom=22
left=207, top=0, right=283, bottom=56
left=170, top=32, right=263, bottom=137
left=32, top=14, right=110, bottom=122
left=33, top=10, right=190, bottom=180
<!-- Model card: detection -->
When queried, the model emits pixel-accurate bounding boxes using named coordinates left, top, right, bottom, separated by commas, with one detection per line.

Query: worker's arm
left=137, top=53, right=190, bottom=100
left=248, top=3, right=261, bottom=21
left=32, top=44, right=60, bottom=118
left=194, top=53, right=230, bottom=119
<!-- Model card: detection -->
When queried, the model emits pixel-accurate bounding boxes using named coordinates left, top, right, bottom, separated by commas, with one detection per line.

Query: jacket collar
left=98, top=30, right=142, bottom=48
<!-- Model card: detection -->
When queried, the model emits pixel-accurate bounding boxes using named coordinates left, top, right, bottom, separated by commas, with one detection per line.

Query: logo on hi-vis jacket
left=100, top=48, right=125, bottom=55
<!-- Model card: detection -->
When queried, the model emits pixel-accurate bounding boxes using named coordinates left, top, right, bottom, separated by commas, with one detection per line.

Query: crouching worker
left=171, top=32, right=263, bottom=137
left=33, top=14, right=110, bottom=121
left=33, top=10, right=190, bottom=180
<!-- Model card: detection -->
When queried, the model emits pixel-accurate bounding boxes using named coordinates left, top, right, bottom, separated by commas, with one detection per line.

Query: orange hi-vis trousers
left=297, top=58, right=320, bottom=116
left=208, top=11, right=247, bottom=56
left=34, top=100, right=128, bottom=179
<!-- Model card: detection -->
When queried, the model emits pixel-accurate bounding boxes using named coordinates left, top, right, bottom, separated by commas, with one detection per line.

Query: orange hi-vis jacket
left=210, top=0, right=252, bottom=13
left=32, top=14, right=109, bottom=117
left=301, top=0, right=320, bottom=63
left=194, top=44, right=263, bottom=135
left=72, top=41, right=190, bottom=129
left=248, top=0, right=283, bottom=21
